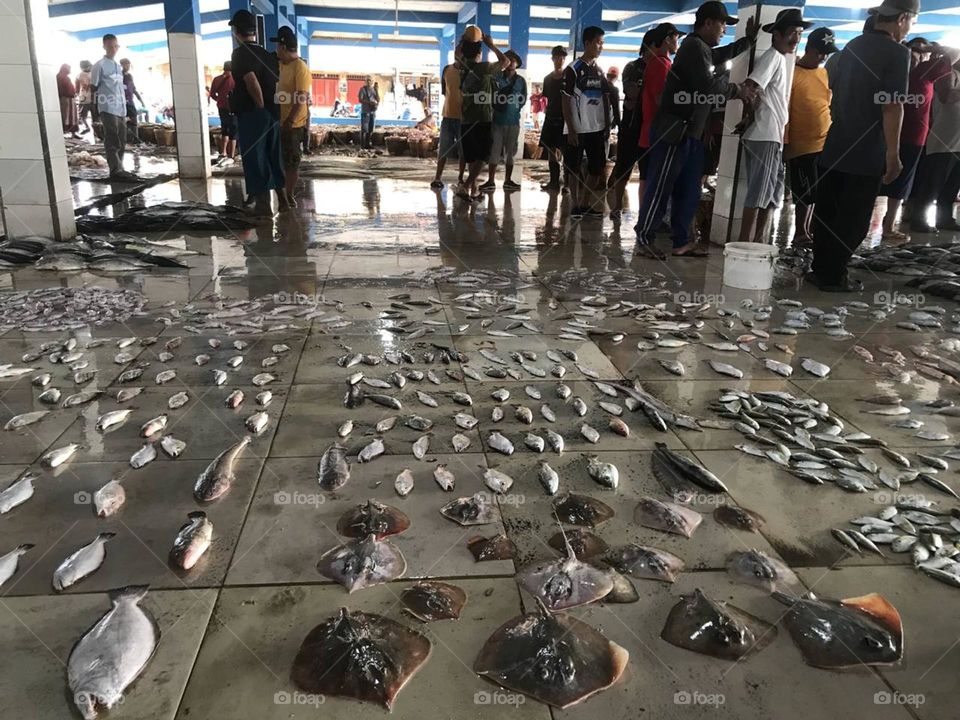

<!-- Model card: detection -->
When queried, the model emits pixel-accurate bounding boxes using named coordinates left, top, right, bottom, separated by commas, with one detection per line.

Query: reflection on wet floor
left=1, top=175, right=959, bottom=719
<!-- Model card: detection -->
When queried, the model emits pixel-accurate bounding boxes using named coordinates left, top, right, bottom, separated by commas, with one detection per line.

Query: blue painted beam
left=570, top=0, right=603, bottom=55
left=71, top=10, right=231, bottom=41
left=509, top=0, right=530, bottom=63
left=229, top=0, right=248, bottom=47
left=49, top=0, right=156, bottom=18
left=618, top=11, right=676, bottom=33
left=163, top=0, right=200, bottom=34
left=308, top=21, right=442, bottom=38
left=295, top=5, right=458, bottom=25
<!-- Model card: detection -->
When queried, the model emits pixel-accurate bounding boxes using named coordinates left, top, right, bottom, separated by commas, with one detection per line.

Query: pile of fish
left=76, top=201, right=258, bottom=232
left=67, top=150, right=107, bottom=169
left=0, top=235, right=192, bottom=272
left=0, top=287, right=148, bottom=332
left=851, top=241, right=960, bottom=279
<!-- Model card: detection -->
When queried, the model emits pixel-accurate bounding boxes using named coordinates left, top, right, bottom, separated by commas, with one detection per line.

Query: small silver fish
left=487, top=432, right=514, bottom=455
left=395, top=468, right=415, bottom=496
left=538, top=461, right=559, bottom=495
left=93, top=480, right=126, bottom=517
left=800, top=358, right=831, bottom=378
left=580, top=424, right=600, bottom=444
left=42, top=443, right=80, bottom=468
left=245, top=411, right=269, bottom=434
left=140, top=414, right=168, bottom=437
left=130, top=443, right=157, bottom=469
left=168, top=391, right=189, bottom=410
left=434, top=464, right=456, bottom=491
left=4, top=410, right=50, bottom=431
left=358, top=438, right=385, bottom=463
left=483, top=468, right=514, bottom=494
left=53, top=532, right=115, bottom=591
left=412, top=435, right=430, bottom=460
left=160, top=435, right=186, bottom=458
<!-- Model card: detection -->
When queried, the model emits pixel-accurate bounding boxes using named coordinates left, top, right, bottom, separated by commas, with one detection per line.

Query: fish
left=433, top=463, right=456, bottom=491
left=3, top=410, right=50, bottom=431
left=244, top=411, right=269, bottom=434
left=154, top=369, right=176, bottom=384
left=661, top=589, right=776, bottom=660
left=451, top=433, right=471, bottom=452
left=168, top=391, right=189, bottom=409
left=727, top=549, right=801, bottom=593
left=140, top=414, right=168, bottom=437
left=607, top=543, right=684, bottom=583
left=337, top=500, right=410, bottom=539
left=169, top=512, right=213, bottom=570
left=159, top=435, right=186, bottom=458
left=538, top=461, right=560, bottom=495
left=42, top=443, right=81, bottom=469
left=39, top=388, right=62, bottom=404
left=473, top=602, right=628, bottom=709
left=440, top=493, right=497, bottom=526
left=774, top=592, right=903, bottom=668
left=68, top=585, right=160, bottom=720
left=547, top=528, right=608, bottom=559
left=466, top=533, right=516, bottom=561
left=580, top=423, right=600, bottom=444
left=412, top=435, right=430, bottom=460
left=714, top=505, right=765, bottom=532
left=553, top=493, right=615, bottom=527
left=586, top=455, right=619, bottom=489
left=0, top=544, right=33, bottom=589
left=53, top=532, right=116, bottom=591
left=708, top=360, right=743, bottom=379
left=406, top=415, right=433, bottom=431
left=129, top=443, right=157, bottom=469
left=93, top=480, right=125, bottom=517
left=63, top=389, right=102, bottom=407
left=95, top=410, right=132, bottom=433
left=256, top=390, right=272, bottom=407
left=0, top=474, right=35, bottom=514
left=357, top=438, right=385, bottom=463
left=317, top=534, right=407, bottom=592
left=483, top=467, right=514, bottom=494
left=318, top=443, right=351, bottom=490
left=517, top=532, right=615, bottom=611
left=194, top=436, right=251, bottom=501
left=800, top=358, right=831, bottom=378
left=487, top=431, right=515, bottom=455
left=634, top=497, right=703, bottom=538
left=525, top=433, right=545, bottom=453
left=401, top=581, right=467, bottom=622
left=252, top=373, right=276, bottom=386
left=653, top=442, right=728, bottom=493
left=659, top=359, right=685, bottom=376
left=764, top=358, right=793, bottom=377
left=212, top=369, right=227, bottom=386
left=291, top=608, right=431, bottom=710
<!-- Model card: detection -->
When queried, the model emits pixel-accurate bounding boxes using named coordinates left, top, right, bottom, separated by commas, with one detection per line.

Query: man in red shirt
left=209, top=61, right=237, bottom=160
left=637, top=24, right=685, bottom=217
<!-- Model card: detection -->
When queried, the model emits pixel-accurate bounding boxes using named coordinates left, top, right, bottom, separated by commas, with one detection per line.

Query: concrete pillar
left=263, top=1, right=279, bottom=49
left=476, top=0, right=492, bottom=59
left=229, top=0, right=249, bottom=48
left=569, top=0, right=602, bottom=56
left=277, top=0, right=293, bottom=30
left=509, top=0, right=530, bottom=65
left=710, top=1, right=802, bottom=245
left=298, top=18, right=310, bottom=68
left=163, top=0, right=211, bottom=179
left=0, top=0, right=76, bottom=239
left=440, top=27, right=453, bottom=70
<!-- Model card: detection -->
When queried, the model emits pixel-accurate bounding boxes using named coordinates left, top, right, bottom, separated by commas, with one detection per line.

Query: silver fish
left=434, top=463, right=456, bottom=491
left=0, top=544, right=33, bottom=588
left=96, top=410, right=133, bottom=433
left=412, top=435, right=430, bottom=460
left=155, top=369, right=177, bottom=385
left=483, top=468, right=514, bottom=494
left=168, top=391, right=189, bottom=410
left=0, top=474, right=35, bottom=514
left=256, top=390, right=273, bottom=407
left=245, top=411, right=269, bottom=434
left=580, top=424, right=600, bottom=444
left=129, top=443, right=157, bottom=469
left=587, top=455, right=619, bottom=489
left=545, top=428, right=565, bottom=454
left=764, top=358, right=793, bottom=377
left=358, top=438, right=385, bottom=463
left=488, top=432, right=515, bottom=455
left=395, top=469, right=415, bottom=497
left=42, top=443, right=81, bottom=468
left=159, top=435, right=186, bottom=458
left=538, top=461, right=559, bottom=495
left=212, top=369, right=228, bottom=386
left=452, top=433, right=471, bottom=452
left=525, top=433, right=546, bottom=453
left=170, top=512, right=213, bottom=570
left=93, top=480, right=126, bottom=517
left=800, top=358, right=831, bottom=378
left=708, top=360, right=743, bottom=379
left=225, top=389, right=244, bottom=409
left=194, top=436, right=252, bottom=501
left=53, top=532, right=116, bottom=591
left=39, top=388, right=62, bottom=404
left=659, top=359, right=685, bottom=376
left=252, top=373, right=276, bottom=386
left=140, top=414, right=168, bottom=437
left=318, top=443, right=350, bottom=490
left=4, top=410, right=50, bottom=431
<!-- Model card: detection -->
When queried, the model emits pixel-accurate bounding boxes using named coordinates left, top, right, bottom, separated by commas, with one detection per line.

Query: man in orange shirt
left=785, top=28, right=837, bottom=245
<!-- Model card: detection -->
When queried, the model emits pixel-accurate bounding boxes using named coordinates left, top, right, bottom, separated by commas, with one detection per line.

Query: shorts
left=742, top=139, right=785, bottom=209
left=612, top=108, right=640, bottom=170
left=438, top=117, right=461, bottom=159
left=219, top=108, right=238, bottom=139
left=490, top=123, right=520, bottom=163
left=539, top=115, right=564, bottom=151
left=880, top=143, right=924, bottom=200
left=788, top=152, right=819, bottom=205
left=563, top=130, right=606, bottom=177
left=281, top=126, right=306, bottom=170
left=460, top=121, right=492, bottom=164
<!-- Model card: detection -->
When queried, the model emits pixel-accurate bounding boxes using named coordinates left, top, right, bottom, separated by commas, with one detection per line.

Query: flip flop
left=636, top=244, right=666, bottom=260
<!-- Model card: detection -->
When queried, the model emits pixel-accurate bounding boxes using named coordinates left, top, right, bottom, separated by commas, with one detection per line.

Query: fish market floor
left=2, top=174, right=959, bottom=719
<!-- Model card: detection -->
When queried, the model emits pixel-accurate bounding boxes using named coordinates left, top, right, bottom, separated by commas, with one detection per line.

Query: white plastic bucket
left=722, top=242, right=779, bottom=290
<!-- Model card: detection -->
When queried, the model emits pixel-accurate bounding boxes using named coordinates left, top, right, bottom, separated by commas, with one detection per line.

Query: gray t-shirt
left=820, top=31, right=910, bottom=177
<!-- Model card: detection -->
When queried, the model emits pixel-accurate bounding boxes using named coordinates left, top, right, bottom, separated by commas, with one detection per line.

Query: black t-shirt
left=543, top=72, right=564, bottom=118
left=230, top=42, right=280, bottom=116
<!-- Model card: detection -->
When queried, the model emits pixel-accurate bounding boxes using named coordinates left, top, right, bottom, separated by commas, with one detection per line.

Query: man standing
left=120, top=58, right=144, bottom=143
left=563, top=26, right=613, bottom=218
left=274, top=26, right=312, bottom=209
left=209, top=61, right=237, bottom=161
left=482, top=50, right=526, bottom=193
left=538, top=45, right=568, bottom=192
left=911, top=62, right=960, bottom=232
left=358, top=77, right=379, bottom=149
left=432, top=46, right=466, bottom=189
left=229, top=9, right=284, bottom=216
left=76, top=60, right=94, bottom=134
left=91, top=35, right=135, bottom=180
left=529, top=84, right=546, bottom=129
left=737, top=9, right=811, bottom=244
left=785, top=28, right=838, bottom=246
left=810, top=1, right=915, bottom=291
left=634, top=2, right=758, bottom=258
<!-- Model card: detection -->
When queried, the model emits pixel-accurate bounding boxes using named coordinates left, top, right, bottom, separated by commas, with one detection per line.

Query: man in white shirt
left=90, top=33, right=135, bottom=180
left=737, top=9, right=811, bottom=243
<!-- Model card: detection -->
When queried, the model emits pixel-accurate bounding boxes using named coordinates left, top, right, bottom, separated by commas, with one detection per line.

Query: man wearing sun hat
left=809, top=0, right=917, bottom=291
left=736, top=9, right=812, bottom=244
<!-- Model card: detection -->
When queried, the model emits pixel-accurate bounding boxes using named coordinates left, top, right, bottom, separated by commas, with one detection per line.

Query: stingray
left=336, top=500, right=410, bottom=539
left=590, top=560, right=638, bottom=603
left=634, top=496, right=703, bottom=538
left=291, top=607, right=431, bottom=710
left=552, top=493, right=615, bottom=527
left=516, top=532, right=614, bottom=611
left=548, top=528, right=608, bottom=559
left=401, top=581, right=467, bottom=622
left=317, top=534, right=406, bottom=592
left=466, top=534, right=516, bottom=561
left=714, top=504, right=765, bottom=532
left=474, top=600, right=629, bottom=708
left=440, top=493, right=497, bottom=526
left=727, top=550, right=803, bottom=594
left=773, top=592, right=903, bottom=668
left=607, top=543, right=685, bottom=583
left=661, top=589, right=777, bottom=661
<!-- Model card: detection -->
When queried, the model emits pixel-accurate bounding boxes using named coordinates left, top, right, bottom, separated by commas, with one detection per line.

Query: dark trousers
left=811, top=167, right=881, bottom=285
left=633, top=134, right=705, bottom=248
left=911, top=151, right=960, bottom=225
left=610, top=107, right=640, bottom=185
left=360, top=112, right=376, bottom=147
left=237, top=108, right=284, bottom=195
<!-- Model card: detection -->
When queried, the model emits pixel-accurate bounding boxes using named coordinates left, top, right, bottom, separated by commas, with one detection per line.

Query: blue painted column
left=263, top=0, right=279, bottom=48
left=440, top=26, right=454, bottom=69
left=509, top=0, right=530, bottom=64
left=229, top=0, right=249, bottom=48
left=476, top=0, right=492, bottom=59
left=298, top=17, right=311, bottom=68
left=569, top=0, right=602, bottom=56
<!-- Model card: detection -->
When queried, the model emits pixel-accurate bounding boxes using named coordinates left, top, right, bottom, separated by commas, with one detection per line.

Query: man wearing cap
left=482, top=50, right=527, bottom=192
left=736, top=9, right=811, bottom=244
left=810, top=0, right=916, bottom=292
left=229, top=9, right=284, bottom=216
left=883, top=38, right=959, bottom=236
left=785, top=28, right=838, bottom=246
left=633, top=1, right=759, bottom=258
left=358, top=76, right=379, bottom=149
left=209, top=61, right=237, bottom=161
left=539, top=45, right=568, bottom=192
left=274, top=25, right=312, bottom=209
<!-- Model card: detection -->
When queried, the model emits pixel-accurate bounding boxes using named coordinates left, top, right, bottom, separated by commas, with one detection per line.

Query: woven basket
left=138, top=125, right=156, bottom=143
left=385, top=136, right=407, bottom=156
left=157, top=128, right=176, bottom=146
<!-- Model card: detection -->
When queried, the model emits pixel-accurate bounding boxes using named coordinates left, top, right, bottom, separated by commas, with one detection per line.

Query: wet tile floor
left=1, top=174, right=958, bottom=719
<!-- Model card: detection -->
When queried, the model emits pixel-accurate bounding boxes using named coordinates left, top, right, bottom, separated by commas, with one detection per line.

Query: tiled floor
left=1, top=173, right=957, bottom=719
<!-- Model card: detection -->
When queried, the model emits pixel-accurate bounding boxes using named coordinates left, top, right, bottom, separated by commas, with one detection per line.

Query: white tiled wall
left=168, top=32, right=211, bottom=179
left=0, top=0, right=75, bottom=238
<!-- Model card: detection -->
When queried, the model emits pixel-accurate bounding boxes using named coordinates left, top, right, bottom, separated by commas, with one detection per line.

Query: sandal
left=635, top=244, right=666, bottom=260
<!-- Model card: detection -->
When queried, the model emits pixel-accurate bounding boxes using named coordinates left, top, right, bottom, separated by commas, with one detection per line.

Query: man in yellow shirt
left=273, top=26, right=312, bottom=208
left=785, top=28, right=837, bottom=245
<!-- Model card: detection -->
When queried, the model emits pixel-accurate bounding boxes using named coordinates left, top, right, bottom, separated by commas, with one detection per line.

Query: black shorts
left=612, top=108, right=640, bottom=175
left=539, top=115, right=565, bottom=151
left=788, top=152, right=819, bottom=205
left=563, top=131, right=606, bottom=176
left=460, top=122, right=492, bottom=164
left=219, top=108, right=238, bottom=139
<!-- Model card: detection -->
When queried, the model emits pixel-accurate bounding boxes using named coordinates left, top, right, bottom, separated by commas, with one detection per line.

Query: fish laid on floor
left=194, top=436, right=251, bottom=501
left=53, top=532, right=116, bottom=591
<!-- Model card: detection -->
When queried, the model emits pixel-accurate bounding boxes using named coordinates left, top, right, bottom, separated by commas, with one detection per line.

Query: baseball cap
left=870, top=0, right=920, bottom=15
left=229, top=9, right=256, bottom=34
left=807, top=27, right=839, bottom=54
left=651, top=22, right=687, bottom=46
left=270, top=25, right=297, bottom=50
left=696, top=1, right=739, bottom=26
